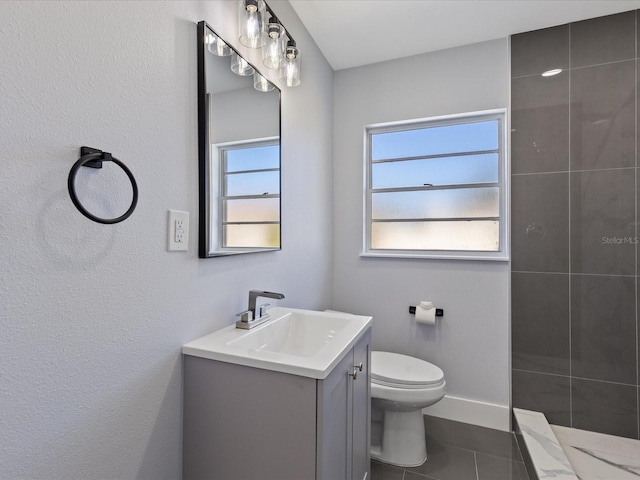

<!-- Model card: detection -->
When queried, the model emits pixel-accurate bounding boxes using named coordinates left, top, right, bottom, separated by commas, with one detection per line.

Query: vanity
left=182, top=307, right=372, bottom=480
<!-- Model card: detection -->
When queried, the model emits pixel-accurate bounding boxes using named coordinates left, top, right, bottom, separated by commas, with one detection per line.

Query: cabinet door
left=351, top=331, right=371, bottom=480
left=317, top=350, right=353, bottom=480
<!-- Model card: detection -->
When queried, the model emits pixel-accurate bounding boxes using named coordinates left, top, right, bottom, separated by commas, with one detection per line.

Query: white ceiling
left=289, top=0, right=640, bottom=70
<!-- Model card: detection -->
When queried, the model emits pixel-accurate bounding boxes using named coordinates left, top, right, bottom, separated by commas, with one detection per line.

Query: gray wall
left=511, top=10, right=640, bottom=439
left=0, top=1, right=334, bottom=478
left=333, top=39, right=511, bottom=425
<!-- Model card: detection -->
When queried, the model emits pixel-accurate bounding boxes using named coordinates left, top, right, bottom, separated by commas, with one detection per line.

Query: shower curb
left=513, top=408, right=579, bottom=480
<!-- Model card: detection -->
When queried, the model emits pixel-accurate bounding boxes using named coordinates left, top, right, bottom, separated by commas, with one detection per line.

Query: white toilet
left=370, top=351, right=446, bottom=467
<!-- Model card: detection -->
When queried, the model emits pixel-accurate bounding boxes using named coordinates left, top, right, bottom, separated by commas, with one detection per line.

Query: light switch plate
left=168, top=210, right=189, bottom=252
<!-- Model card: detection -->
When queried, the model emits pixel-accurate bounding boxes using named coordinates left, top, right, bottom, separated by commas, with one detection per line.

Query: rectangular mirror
left=198, top=21, right=281, bottom=258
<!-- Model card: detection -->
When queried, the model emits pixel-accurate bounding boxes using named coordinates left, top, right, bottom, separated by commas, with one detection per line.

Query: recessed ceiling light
left=541, top=68, right=562, bottom=77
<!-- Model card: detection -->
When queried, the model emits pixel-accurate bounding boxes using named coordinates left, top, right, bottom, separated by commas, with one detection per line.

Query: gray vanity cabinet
left=317, top=330, right=371, bottom=480
left=183, top=329, right=371, bottom=480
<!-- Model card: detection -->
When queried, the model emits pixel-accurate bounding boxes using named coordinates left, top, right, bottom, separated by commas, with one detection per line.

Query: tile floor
left=552, top=425, right=640, bottom=480
left=371, top=415, right=530, bottom=480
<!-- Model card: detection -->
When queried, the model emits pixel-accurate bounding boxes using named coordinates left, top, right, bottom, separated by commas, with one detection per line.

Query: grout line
left=513, top=368, right=639, bottom=387
left=634, top=10, right=640, bottom=439
left=511, top=57, right=637, bottom=80
left=568, top=22, right=573, bottom=429
left=512, top=270, right=635, bottom=278
left=512, top=166, right=637, bottom=177
left=474, top=451, right=480, bottom=480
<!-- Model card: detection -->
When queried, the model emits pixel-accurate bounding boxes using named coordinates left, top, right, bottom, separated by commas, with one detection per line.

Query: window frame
left=362, top=109, right=509, bottom=261
left=214, top=137, right=281, bottom=251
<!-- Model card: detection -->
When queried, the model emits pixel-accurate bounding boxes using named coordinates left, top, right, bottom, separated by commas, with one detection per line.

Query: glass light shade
left=231, top=52, right=254, bottom=76
left=263, top=23, right=285, bottom=69
left=279, top=46, right=301, bottom=87
left=206, top=32, right=231, bottom=56
left=253, top=72, right=274, bottom=92
left=238, top=0, right=266, bottom=48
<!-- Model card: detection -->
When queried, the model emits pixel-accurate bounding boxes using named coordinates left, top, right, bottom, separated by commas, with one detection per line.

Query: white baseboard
left=422, top=395, right=511, bottom=432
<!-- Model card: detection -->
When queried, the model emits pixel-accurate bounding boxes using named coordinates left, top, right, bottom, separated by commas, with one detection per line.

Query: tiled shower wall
left=511, top=10, right=640, bottom=439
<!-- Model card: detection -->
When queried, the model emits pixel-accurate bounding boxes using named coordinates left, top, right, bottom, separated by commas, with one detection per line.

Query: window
left=364, top=110, right=508, bottom=260
left=217, top=139, right=280, bottom=249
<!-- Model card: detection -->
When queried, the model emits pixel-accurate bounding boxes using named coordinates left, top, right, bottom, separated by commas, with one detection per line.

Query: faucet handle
left=235, top=309, right=253, bottom=323
left=258, top=303, right=270, bottom=318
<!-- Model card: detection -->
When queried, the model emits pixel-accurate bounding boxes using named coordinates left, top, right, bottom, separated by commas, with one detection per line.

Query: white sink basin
left=182, top=307, right=372, bottom=379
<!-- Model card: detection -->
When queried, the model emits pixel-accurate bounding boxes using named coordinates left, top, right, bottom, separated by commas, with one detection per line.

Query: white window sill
left=360, top=251, right=510, bottom=262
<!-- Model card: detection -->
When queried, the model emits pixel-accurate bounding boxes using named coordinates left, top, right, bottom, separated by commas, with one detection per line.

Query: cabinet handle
left=356, top=362, right=363, bottom=372
left=349, top=369, right=358, bottom=380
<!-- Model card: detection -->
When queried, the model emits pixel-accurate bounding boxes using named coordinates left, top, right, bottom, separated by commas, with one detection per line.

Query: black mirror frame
left=197, top=20, right=282, bottom=258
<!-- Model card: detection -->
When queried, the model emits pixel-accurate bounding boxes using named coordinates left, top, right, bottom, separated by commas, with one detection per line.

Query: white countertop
left=182, top=307, right=372, bottom=379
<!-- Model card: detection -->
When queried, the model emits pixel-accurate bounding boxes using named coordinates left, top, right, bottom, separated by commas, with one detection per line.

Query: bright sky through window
left=365, top=111, right=507, bottom=259
left=221, top=142, right=280, bottom=249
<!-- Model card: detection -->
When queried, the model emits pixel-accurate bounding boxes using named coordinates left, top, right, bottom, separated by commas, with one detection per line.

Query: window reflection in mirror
left=198, top=21, right=281, bottom=257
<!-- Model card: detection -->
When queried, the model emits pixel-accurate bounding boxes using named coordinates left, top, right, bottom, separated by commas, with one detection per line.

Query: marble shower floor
left=514, top=408, right=640, bottom=480
left=552, top=425, right=640, bottom=480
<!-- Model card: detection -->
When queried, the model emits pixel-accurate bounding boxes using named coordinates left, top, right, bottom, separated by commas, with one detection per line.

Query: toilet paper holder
left=409, top=306, right=444, bottom=317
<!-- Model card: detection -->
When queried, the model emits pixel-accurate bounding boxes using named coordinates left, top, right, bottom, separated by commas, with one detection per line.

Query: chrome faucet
left=236, top=290, right=285, bottom=329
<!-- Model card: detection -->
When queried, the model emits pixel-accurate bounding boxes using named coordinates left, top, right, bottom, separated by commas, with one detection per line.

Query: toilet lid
left=371, top=351, right=444, bottom=387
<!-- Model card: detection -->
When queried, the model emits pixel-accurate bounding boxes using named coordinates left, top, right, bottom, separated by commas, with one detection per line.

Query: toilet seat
left=371, top=351, right=444, bottom=389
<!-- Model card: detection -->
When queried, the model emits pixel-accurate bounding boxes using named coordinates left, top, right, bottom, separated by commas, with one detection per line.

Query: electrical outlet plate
left=168, top=210, right=189, bottom=252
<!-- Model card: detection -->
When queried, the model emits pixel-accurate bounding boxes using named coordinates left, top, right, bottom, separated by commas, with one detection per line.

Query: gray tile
left=404, top=441, right=477, bottom=480
left=511, top=173, right=569, bottom=273
left=571, top=11, right=636, bottom=68
left=570, top=169, right=635, bottom=275
left=423, top=416, right=522, bottom=462
left=515, top=433, right=537, bottom=480
left=637, top=169, right=640, bottom=282
left=636, top=280, right=640, bottom=388
left=511, top=24, right=570, bottom=77
left=404, top=473, right=437, bottom=480
left=512, top=272, right=570, bottom=375
left=570, top=61, right=635, bottom=171
left=476, top=453, right=530, bottom=480
left=571, top=274, right=637, bottom=384
left=572, top=378, right=639, bottom=439
left=512, top=370, right=571, bottom=427
left=370, top=460, right=405, bottom=480
left=511, top=72, right=569, bottom=174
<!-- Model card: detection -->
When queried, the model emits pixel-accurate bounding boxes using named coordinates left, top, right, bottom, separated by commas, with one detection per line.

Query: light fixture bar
left=263, top=3, right=301, bottom=87
left=239, top=0, right=266, bottom=48
left=237, top=0, right=301, bottom=87
left=264, top=3, right=296, bottom=45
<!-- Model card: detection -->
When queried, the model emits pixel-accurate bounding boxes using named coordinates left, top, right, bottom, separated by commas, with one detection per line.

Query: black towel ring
left=67, top=146, right=138, bottom=224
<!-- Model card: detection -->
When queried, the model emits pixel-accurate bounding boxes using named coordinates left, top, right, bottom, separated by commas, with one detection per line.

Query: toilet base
left=371, top=409, right=427, bottom=467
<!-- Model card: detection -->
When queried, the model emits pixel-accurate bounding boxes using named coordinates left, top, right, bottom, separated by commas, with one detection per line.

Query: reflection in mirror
left=198, top=21, right=281, bottom=257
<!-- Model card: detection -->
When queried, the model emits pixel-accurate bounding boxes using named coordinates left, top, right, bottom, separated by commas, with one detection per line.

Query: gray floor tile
left=405, top=441, right=478, bottom=480
left=372, top=415, right=530, bottom=480
left=476, top=452, right=530, bottom=480
left=371, top=460, right=405, bottom=480
left=424, top=416, right=523, bottom=461
left=404, top=472, right=439, bottom=480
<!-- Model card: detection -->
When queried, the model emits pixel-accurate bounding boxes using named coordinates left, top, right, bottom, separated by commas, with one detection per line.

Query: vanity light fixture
left=263, top=14, right=285, bottom=70
left=253, top=71, right=274, bottom=92
left=238, top=0, right=302, bottom=87
left=231, top=52, right=255, bottom=76
left=206, top=31, right=231, bottom=57
left=541, top=68, right=562, bottom=77
left=279, top=40, right=301, bottom=87
left=239, top=0, right=266, bottom=48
